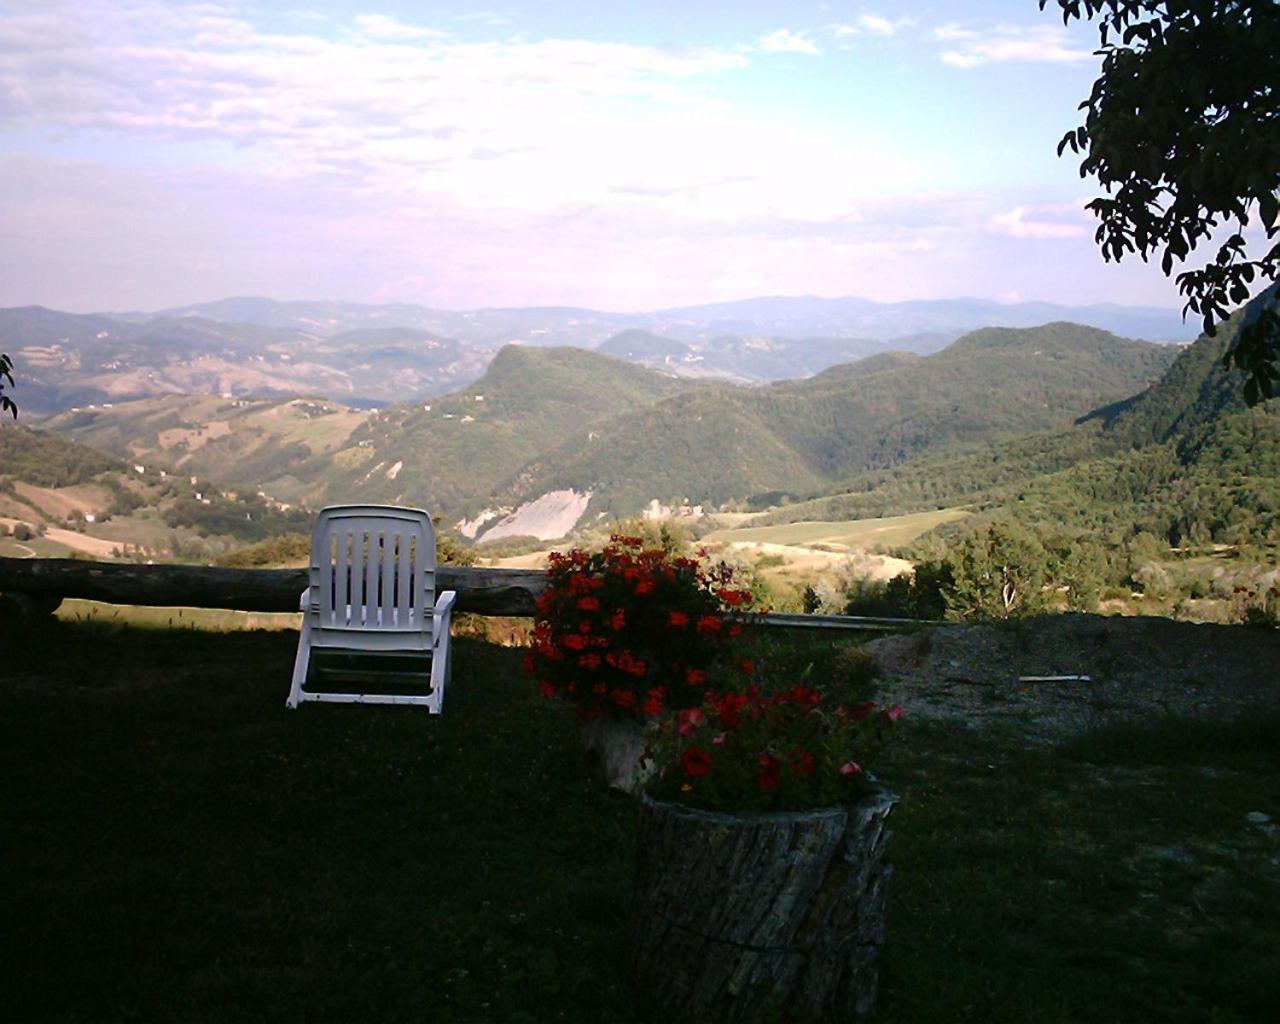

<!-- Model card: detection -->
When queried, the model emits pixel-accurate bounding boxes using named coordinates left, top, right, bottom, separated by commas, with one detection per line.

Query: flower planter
left=579, top=714, right=653, bottom=794
left=632, top=786, right=897, bottom=1022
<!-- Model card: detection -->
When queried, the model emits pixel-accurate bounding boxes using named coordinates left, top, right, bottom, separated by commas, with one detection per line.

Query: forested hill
left=0, top=423, right=122, bottom=488
left=47, top=345, right=698, bottom=518
left=317, top=345, right=697, bottom=514
left=489, top=323, right=1177, bottom=517
left=756, top=294, right=1280, bottom=551
left=1101, top=287, right=1277, bottom=448
left=43, top=322, right=1177, bottom=532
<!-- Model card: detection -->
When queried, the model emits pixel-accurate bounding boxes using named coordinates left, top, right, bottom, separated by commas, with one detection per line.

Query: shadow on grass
left=2, top=618, right=635, bottom=1023
left=3, top=618, right=1278, bottom=1023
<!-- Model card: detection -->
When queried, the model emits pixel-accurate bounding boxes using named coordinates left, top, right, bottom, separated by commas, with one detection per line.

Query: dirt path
left=865, top=613, right=1280, bottom=743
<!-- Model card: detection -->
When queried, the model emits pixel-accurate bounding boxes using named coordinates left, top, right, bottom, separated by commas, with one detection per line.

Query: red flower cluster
left=525, top=536, right=750, bottom=721
left=647, top=686, right=903, bottom=812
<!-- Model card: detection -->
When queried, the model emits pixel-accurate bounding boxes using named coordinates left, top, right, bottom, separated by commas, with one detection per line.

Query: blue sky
left=0, top=1, right=1199, bottom=313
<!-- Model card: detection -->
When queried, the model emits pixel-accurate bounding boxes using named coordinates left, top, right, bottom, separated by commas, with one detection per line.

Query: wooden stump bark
left=580, top=715, right=654, bottom=794
left=632, top=788, right=896, bottom=1022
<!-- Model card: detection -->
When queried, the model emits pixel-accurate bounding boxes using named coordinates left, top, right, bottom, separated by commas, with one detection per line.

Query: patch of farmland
left=702, top=507, right=971, bottom=552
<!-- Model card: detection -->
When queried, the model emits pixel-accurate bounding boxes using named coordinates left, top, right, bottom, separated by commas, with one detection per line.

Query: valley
left=2, top=294, right=1198, bottom=416
left=3, top=290, right=1276, bottom=629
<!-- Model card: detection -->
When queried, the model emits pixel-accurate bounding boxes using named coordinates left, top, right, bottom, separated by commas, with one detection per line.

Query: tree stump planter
left=632, top=787, right=897, bottom=1022
left=579, top=714, right=653, bottom=794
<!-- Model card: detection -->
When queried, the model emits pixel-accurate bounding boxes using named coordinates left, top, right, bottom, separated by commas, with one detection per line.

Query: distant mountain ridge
left=2, top=293, right=1199, bottom=415
left=755, top=289, right=1280, bottom=533
left=486, top=323, right=1177, bottom=524
left=44, top=321, right=1179, bottom=541
left=128, top=293, right=1200, bottom=344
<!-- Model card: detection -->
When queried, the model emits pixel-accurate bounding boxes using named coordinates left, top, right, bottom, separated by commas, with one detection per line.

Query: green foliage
left=508, top=323, right=1175, bottom=516
left=941, top=523, right=1052, bottom=620
left=215, top=532, right=312, bottom=568
left=843, top=561, right=953, bottom=621
left=1044, top=0, right=1280, bottom=401
left=161, top=493, right=312, bottom=543
left=0, top=423, right=121, bottom=487
left=0, top=351, right=15, bottom=420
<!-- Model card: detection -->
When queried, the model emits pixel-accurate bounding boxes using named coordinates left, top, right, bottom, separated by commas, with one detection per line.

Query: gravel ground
left=864, top=613, right=1280, bottom=743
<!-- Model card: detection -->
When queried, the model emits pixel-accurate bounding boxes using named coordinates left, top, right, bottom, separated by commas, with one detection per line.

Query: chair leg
left=429, top=648, right=446, bottom=714
left=287, top=625, right=311, bottom=708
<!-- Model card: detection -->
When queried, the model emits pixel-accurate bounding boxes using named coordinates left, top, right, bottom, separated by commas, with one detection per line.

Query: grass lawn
left=3, top=617, right=1278, bottom=1022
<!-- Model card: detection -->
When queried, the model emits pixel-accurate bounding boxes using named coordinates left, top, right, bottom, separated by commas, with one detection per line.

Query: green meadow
left=4, top=615, right=1277, bottom=1023
left=705, top=507, right=971, bottom=552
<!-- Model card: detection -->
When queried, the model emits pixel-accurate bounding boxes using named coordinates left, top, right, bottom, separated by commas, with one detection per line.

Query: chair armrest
left=433, top=590, right=457, bottom=646
left=298, top=586, right=309, bottom=611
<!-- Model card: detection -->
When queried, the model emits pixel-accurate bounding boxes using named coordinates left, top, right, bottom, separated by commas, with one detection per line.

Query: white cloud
left=938, top=24, right=1094, bottom=69
left=352, top=13, right=447, bottom=40
left=756, top=28, right=820, bottom=55
left=933, top=23, right=975, bottom=43
left=829, top=13, right=914, bottom=44
left=986, top=204, right=1091, bottom=240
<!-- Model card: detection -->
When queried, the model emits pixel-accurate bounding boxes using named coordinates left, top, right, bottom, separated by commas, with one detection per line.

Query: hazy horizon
left=0, top=1, right=1214, bottom=314
left=6, top=289, right=1199, bottom=321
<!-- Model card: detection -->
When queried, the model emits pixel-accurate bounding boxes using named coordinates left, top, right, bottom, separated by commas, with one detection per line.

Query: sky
left=0, top=1, right=1202, bottom=313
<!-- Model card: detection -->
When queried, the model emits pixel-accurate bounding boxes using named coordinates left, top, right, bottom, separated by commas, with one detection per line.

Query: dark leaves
left=1045, top=0, right=1280, bottom=404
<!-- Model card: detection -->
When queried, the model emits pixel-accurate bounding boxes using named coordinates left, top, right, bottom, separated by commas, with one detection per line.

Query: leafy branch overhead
left=1, top=353, right=16, bottom=419
left=1042, top=0, right=1280, bottom=404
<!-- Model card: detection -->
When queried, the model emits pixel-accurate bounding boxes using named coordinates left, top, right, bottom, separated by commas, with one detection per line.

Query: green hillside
left=0, top=423, right=312, bottom=561
left=0, top=423, right=122, bottom=488
left=495, top=323, right=1176, bottom=518
left=45, top=394, right=373, bottom=505
left=47, top=345, right=696, bottom=520
left=315, top=345, right=695, bottom=515
left=749, top=295, right=1279, bottom=624
left=43, top=324, right=1178, bottom=536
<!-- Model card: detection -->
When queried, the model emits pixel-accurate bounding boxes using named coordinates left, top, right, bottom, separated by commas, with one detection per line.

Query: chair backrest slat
left=380, top=528, right=396, bottom=625
left=307, top=505, right=436, bottom=636
left=397, top=531, right=412, bottom=627
left=334, top=527, right=350, bottom=625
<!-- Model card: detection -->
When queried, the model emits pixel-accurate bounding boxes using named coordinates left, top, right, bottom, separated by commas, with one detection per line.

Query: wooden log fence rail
left=0, top=556, right=933, bottom=630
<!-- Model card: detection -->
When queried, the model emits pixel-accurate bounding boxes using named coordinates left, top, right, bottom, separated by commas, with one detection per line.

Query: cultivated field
left=703, top=507, right=971, bottom=552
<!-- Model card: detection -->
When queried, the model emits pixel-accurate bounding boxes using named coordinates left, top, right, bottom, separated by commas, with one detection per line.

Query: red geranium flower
left=668, top=611, right=689, bottom=628
left=611, top=689, right=638, bottom=710
left=755, top=753, right=782, bottom=791
left=577, top=596, right=600, bottom=611
left=789, top=747, right=815, bottom=778
left=642, top=687, right=667, bottom=718
left=686, top=668, right=707, bottom=687
left=681, top=746, right=713, bottom=778
left=676, top=708, right=705, bottom=736
left=695, top=615, right=721, bottom=635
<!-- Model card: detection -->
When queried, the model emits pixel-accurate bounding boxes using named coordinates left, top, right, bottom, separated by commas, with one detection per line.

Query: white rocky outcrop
left=478, top=489, right=592, bottom=543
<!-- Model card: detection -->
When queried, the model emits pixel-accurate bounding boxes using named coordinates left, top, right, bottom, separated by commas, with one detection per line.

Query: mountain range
left=43, top=322, right=1178, bottom=541
left=1, top=294, right=1200, bottom=414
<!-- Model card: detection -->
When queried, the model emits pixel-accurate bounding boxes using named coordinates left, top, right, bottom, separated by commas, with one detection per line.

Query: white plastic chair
left=286, top=504, right=456, bottom=712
